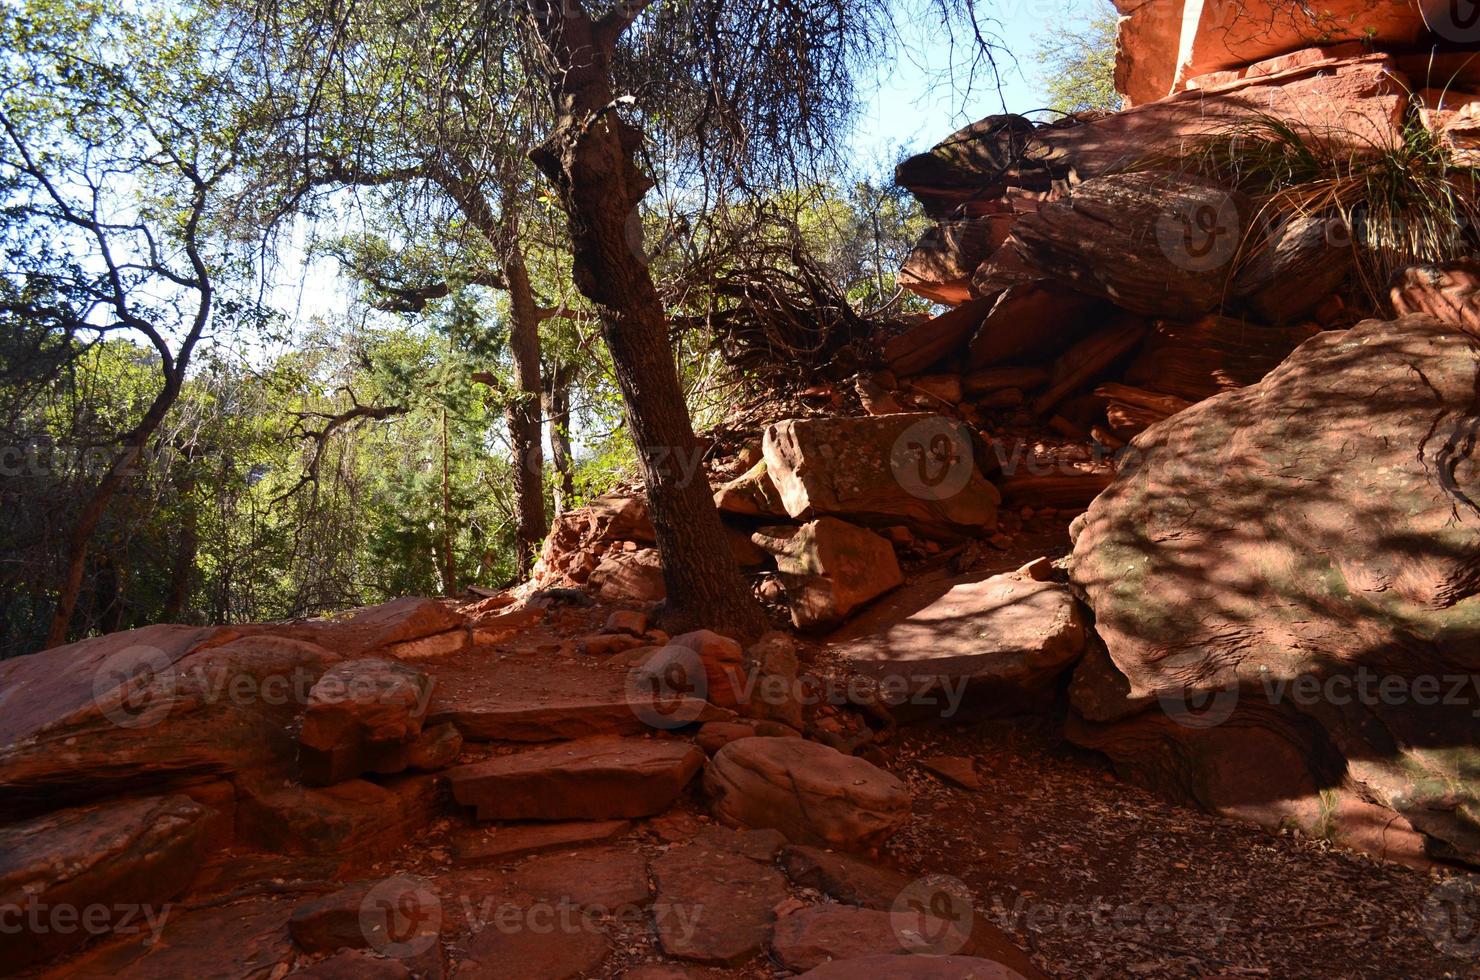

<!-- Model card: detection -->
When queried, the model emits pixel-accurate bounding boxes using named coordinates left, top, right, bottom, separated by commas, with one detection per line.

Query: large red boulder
left=0, top=628, right=340, bottom=817
left=1068, top=313, right=1480, bottom=867
left=762, top=414, right=1000, bottom=539
left=752, top=518, right=904, bottom=630
left=298, top=659, right=435, bottom=786
left=0, top=795, right=212, bottom=970
left=704, top=737, right=910, bottom=850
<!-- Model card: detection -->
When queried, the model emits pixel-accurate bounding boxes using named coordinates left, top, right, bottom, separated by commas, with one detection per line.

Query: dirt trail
left=882, top=716, right=1475, bottom=979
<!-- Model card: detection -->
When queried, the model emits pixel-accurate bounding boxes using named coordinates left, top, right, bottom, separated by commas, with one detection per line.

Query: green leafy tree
left=1036, top=6, right=1123, bottom=115
left=230, top=14, right=573, bottom=580
left=1, top=0, right=252, bottom=647
left=240, top=0, right=1008, bottom=638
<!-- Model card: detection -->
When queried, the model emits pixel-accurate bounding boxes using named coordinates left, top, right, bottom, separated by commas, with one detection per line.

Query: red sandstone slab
left=447, top=736, right=704, bottom=821
left=425, top=656, right=725, bottom=741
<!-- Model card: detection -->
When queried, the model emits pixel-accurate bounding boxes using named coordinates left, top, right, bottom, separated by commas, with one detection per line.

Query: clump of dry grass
left=1176, top=107, right=1480, bottom=311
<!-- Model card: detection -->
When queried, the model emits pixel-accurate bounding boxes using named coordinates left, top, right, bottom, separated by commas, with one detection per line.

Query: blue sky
left=851, top=0, right=1106, bottom=160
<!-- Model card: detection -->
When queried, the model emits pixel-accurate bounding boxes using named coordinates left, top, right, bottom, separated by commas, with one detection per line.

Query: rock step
left=651, top=838, right=790, bottom=966
left=447, top=736, right=704, bottom=821
left=451, top=819, right=632, bottom=865
left=424, top=658, right=726, bottom=742
left=831, top=571, right=1085, bottom=709
left=705, top=737, right=910, bottom=851
left=797, top=954, right=1028, bottom=979
left=773, top=904, right=911, bottom=971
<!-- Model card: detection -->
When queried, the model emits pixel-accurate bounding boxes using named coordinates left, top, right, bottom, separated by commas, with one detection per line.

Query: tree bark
left=543, top=359, right=576, bottom=516
left=440, top=407, right=458, bottom=593
left=525, top=1, right=766, bottom=639
left=432, top=163, right=548, bottom=579
left=503, top=239, right=549, bottom=577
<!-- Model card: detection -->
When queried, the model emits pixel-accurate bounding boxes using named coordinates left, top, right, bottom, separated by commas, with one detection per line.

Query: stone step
left=831, top=571, right=1085, bottom=707
left=797, top=954, right=1028, bottom=979
left=651, top=837, right=789, bottom=965
left=425, top=657, right=726, bottom=742
left=451, top=819, right=632, bottom=865
left=447, top=736, right=704, bottom=821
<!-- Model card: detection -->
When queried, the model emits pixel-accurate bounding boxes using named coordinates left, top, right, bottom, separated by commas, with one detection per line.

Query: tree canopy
left=1036, top=4, right=1122, bottom=116
left=0, top=0, right=997, bottom=651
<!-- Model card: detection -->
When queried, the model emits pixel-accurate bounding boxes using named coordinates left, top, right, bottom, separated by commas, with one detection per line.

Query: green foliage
left=0, top=0, right=1002, bottom=655
left=794, top=176, right=934, bottom=313
left=1035, top=6, right=1122, bottom=116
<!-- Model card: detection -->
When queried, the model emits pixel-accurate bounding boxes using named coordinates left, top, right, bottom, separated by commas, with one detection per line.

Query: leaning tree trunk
left=503, top=241, right=549, bottom=577
left=527, top=2, right=766, bottom=639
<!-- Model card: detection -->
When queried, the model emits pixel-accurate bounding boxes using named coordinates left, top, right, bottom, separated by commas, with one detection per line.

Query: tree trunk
left=526, top=2, right=766, bottom=639
left=543, top=359, right=576, bottom=517
left=503, top=242, right=549, bottom=577
left=97, top=555, right=124, bottom=635
left=45, top=384, right=178, bottom=650
left=440, top=407, right=458, bottom=593
left=161, top=471, right=199, bottom=621
left=429, top=164, right=549, bottom=579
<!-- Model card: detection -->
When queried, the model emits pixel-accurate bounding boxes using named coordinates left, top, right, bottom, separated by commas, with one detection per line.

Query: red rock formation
left=1068, top=313, right=1480, bottom=867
